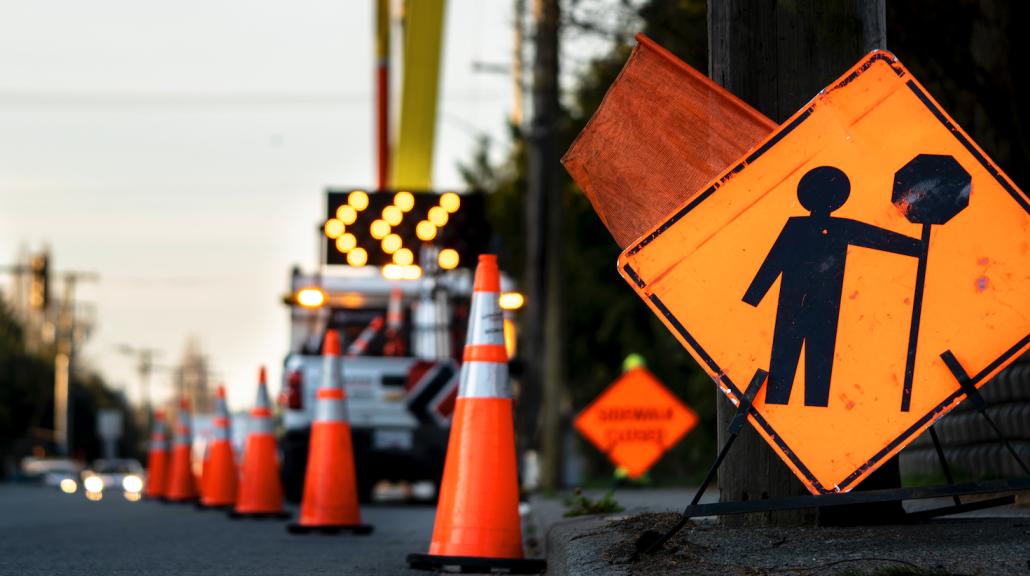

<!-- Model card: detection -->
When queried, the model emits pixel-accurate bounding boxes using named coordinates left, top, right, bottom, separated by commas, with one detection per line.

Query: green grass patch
left=562, top=487, right=625, bottom=517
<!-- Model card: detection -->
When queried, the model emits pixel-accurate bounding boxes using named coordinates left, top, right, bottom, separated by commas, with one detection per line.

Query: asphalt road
left=0, top=485, right=436, bottom=575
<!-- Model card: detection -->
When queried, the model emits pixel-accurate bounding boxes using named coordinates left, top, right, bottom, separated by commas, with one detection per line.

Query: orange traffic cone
left=231, top=366, right=289, bottom=519
left=346, top=316, right=384, bottom=357
left=407, top=255, right=545, bottom=573
left=287, top=330, right=373, bottom=535
left=200, top=386, right=237, bottom=508
left=383, top=287, right=407, bottom=357
left=144, top=410, right=169, bottom=499
left=165, top=396, right=198, bottom=503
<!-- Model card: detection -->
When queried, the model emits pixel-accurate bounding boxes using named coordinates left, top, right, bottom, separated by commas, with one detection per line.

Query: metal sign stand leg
left=928, top=426, right=961, bottom=506
left=940, top=350, right=1030, bottom=476
left=897, top=350, right=1029, bottom=520
left=633, top=368, right=768, bottom=558
left=631, top=355, right=1030, bottom=559
left=907, top=423, right=1015, bottom=520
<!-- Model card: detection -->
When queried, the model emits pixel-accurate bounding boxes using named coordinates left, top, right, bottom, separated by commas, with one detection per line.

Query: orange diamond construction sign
left=574, top=367, right=699, bottom=478
left=618, top=50, right=1030, bottom=494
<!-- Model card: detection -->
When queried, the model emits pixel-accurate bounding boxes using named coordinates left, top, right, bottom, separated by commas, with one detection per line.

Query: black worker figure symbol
left=742, top=166, right=924, bottom=407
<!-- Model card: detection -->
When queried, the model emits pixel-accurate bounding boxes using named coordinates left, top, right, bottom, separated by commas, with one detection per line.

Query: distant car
left=82, top=459, right=145, bottom=496
left=19, top=457, right=83, bottom=490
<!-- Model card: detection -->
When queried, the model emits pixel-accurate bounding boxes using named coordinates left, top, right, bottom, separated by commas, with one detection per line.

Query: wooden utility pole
left=708, top=0, right=887, bottom=525
left=524, top=0, right=563, bottom=490
left=53, top=271, right=99, bottom=456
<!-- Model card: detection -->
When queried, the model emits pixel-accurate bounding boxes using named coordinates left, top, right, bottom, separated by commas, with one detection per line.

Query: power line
left=0, top=90, right=508, bottom=109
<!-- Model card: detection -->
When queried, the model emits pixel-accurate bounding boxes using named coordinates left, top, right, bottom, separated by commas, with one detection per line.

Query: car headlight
left=83, top=475, right=104, bottom=493
left=122, top=475, right=143, bottom=493
left=59, top=478, right=78, bottom=494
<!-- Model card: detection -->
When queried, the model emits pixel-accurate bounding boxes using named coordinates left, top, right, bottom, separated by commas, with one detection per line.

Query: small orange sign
left=574, top=367, right=699, bottom=478
left=619, top=51, right=1030, bottom=494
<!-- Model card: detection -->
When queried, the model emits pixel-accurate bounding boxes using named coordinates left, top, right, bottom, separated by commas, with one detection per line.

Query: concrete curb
left=544, top=510, right=1030, bottom=576
left=545, top=515, right=628, bottom=576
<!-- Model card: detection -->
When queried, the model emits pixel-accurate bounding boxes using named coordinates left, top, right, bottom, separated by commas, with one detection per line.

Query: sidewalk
left=534, top=488, right=1030, bottom=576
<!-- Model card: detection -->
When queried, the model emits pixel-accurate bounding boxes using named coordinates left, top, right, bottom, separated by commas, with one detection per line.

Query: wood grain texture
left=709, top=0, right=888, bottom=527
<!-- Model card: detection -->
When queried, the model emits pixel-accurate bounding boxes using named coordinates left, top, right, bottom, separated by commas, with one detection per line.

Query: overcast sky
left=0, top=0, right=523, bottom=410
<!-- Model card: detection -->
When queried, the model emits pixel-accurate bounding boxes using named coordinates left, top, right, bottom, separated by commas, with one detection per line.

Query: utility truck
left=280, top=265, right=520, bottom=502
left=280, top=188, right=519, bottom=501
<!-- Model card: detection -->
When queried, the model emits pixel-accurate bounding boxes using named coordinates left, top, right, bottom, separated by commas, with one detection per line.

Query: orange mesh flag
left=562, top=34, right=776, bottom=248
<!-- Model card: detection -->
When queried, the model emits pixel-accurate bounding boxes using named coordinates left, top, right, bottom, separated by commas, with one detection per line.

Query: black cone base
left=228, top=510, right=291, bottom=520
left=406, top=553, right=545, bottom=574
left=287, top=522, right=374, bottom=535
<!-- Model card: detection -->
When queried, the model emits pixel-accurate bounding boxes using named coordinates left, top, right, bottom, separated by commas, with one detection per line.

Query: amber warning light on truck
left=323, top=189, right=489, bottom=273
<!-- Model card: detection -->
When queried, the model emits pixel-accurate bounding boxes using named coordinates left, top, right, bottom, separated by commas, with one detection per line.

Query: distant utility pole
left=708, top=0, right=886, bottom=525
left=471, top=0, right=525, bottom=125
left=117, top=344, right=161, bottom=425
left=512, top=0, right=526, bottom=126
left=53, top=271, right=99, bottom=457
left=524, top=0, right=563, bottom=490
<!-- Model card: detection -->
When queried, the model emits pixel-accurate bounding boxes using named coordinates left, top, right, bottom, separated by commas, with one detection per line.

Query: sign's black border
left=620, top=51, right=1030, bottom=494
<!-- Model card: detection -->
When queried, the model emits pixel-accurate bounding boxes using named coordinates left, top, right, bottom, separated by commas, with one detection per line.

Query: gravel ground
left=549, top=511, right=1030, bottom=576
